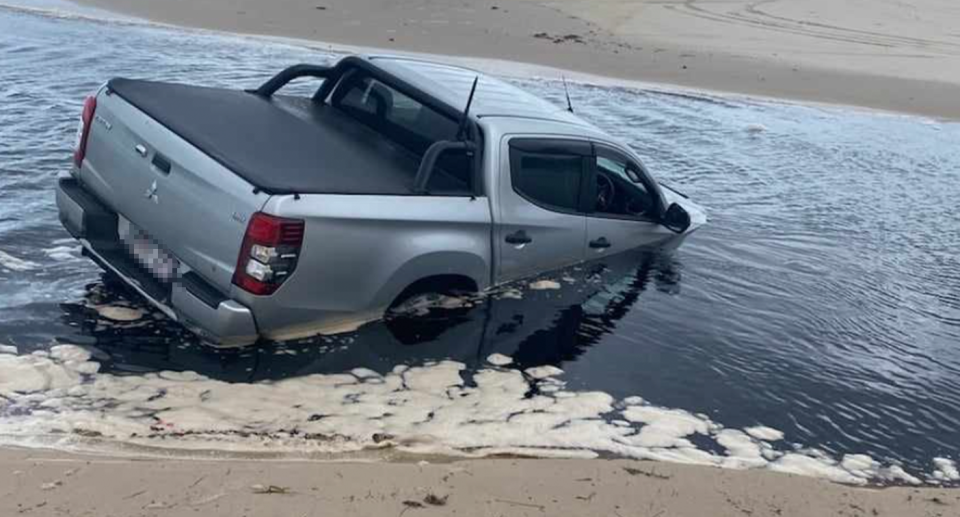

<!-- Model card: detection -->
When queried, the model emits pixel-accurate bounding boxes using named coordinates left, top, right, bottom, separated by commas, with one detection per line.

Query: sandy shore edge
left=62, top=0, right=960, bottom=120
left=2, top=447, right=958, bottom=516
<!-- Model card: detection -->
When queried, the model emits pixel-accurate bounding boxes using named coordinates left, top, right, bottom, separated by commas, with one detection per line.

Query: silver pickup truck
left=56, top=55, right=705, bottom=347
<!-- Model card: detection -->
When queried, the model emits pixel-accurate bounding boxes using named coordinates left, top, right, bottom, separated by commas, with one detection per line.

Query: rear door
left=584, top=144, right=670, bottom=258
left=79, top=91, right=270, bottom=293
left=495, top=137, right=589, bottom=283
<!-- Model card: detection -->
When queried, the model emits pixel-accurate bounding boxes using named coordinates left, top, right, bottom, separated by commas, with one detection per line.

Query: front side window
left=509, top=140, right=589, bottom=213
left=594, top=148, right=657, bottom=219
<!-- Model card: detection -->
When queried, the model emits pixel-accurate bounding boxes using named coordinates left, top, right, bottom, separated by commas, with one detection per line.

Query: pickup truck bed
left=108, top=78, right=444, bottom=195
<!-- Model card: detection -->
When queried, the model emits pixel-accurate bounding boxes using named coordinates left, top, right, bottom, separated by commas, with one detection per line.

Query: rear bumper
left=56, top=177, right=259, bottom=347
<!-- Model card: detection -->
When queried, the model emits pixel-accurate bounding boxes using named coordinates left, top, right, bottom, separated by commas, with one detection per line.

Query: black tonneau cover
left=107, top=78, right=435, bottom=195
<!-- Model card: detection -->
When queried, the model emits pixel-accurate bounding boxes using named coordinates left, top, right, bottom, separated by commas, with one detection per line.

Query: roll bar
left=251, top=64, right=333, bottom=98
left=253, top=58, right=484, bottom=196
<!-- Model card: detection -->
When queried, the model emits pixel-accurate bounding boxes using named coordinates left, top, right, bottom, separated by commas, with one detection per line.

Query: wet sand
left=71, top=0, right=960, bottom=119
left=2, top=448, right=957, bottom=517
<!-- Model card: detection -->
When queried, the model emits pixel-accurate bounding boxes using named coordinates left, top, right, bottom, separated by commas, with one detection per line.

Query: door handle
left=152, top=154, right=172, bottom=175
left=505, top=230, right=533, bottom=245
left=589, top=237, right=612, bottom=249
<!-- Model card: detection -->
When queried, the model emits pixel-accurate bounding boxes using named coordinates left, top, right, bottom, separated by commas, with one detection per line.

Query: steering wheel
left=626, top=196, right=650, bottom=216
left=596, top=173, right=616, bottom=212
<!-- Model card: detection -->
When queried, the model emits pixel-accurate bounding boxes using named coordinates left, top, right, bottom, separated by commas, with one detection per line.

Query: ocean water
left=0, top=1, right=958, bottom=485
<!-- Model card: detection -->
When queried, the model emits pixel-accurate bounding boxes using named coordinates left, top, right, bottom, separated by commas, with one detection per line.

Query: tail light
left=73, top=96, right=97, bottom=168
left=232, top=212, right=305, bottom=295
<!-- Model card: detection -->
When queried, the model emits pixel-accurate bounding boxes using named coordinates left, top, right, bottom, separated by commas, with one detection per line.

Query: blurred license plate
left=118, top=217, right=179, bottom=282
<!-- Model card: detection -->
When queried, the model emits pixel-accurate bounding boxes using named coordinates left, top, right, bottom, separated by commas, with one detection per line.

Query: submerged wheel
left=385, top=275, right=480, bottom=345
left=388, top=275, right=479, bottom=313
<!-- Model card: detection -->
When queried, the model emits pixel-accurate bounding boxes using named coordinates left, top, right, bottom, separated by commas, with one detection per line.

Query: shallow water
left=0, top=1, right=959, bottom=485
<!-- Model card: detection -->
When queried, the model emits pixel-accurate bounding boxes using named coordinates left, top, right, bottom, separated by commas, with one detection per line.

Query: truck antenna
left=562, top=75, right=574, bottom=113
left=457, top=76, right=479, bottom=141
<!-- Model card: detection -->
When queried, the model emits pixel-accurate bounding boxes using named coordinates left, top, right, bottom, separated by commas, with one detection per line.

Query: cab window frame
left=587, top=143, right=665, bottom=222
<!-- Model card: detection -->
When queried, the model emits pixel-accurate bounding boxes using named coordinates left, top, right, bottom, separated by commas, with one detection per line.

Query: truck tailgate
left=79, top=88, right=270, bottom=293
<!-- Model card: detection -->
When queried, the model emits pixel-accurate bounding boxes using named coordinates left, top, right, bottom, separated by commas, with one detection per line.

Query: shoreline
left=2, top=447, right=958, bottom=516
left=66, top=0, right=960, bottom=120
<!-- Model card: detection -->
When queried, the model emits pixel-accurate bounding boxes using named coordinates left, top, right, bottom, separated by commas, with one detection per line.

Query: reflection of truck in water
left=63, top=247, right=680, bottom=381
left=57, top=55, right=705, bottom=347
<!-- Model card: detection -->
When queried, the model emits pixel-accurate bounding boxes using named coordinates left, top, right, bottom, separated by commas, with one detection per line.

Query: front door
left=585, top=145, right=671, bottom=259
left=495, top=137, right=590, bottom=283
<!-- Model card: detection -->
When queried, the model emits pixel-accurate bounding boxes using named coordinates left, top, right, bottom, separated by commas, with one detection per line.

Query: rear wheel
left=385, top=275, right=480, bottom=345
left=388, top=275, right=479, bottom=313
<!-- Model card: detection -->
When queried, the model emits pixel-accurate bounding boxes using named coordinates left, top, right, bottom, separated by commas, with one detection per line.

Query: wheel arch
left=373, top=251, right=490, bottom=310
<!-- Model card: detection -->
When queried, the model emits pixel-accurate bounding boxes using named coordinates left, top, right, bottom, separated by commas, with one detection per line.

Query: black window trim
left=587, top=142, right=666, bottom=223
left=508, top=137, right=593, bottom=217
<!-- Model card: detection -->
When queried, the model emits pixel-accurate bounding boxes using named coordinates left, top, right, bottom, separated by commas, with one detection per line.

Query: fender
left=372, top=251, right=491, bottom=310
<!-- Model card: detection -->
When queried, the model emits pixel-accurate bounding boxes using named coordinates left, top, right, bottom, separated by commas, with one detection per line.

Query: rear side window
left=428, top=149, right=474, bottom=195
left=509, top=139, right=589, bottom=213
left=332, top=71, right=473, bottom=194
left=334, top=72, right=459, bottom=155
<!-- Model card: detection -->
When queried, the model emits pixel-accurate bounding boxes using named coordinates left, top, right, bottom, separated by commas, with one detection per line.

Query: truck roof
left=364, top=55, right=598, bottom=130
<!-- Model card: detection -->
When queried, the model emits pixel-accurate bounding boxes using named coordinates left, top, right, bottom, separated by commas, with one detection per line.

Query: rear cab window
left=330, top=70, right=475, bottom=195
left=508, top=138, right=592, bottom=214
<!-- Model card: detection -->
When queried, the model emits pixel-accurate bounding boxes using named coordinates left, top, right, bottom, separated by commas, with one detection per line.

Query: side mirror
left=663, top=203, right=691, bottom=234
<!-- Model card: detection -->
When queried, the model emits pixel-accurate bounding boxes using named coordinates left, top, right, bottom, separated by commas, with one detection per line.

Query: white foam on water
left=715, top=429, right=768, bottom=469
left=745, top=425, right=784, bottom=441
left=93, top=306, right=145, bottom=322
left=932, top=458, right=959, bottom=482
left=486, top=353, right=513, bottom=366
left=529, top=280, right=562, bottom=291
left=0, top=345, right=95, bottom=398
left=0, top=344, right=948, bottom=485
left=840, top=453, right=877, bottom=472
left=621, top=406, right=714, bottom=448
left=880, top=465, right=923, bottom=485
left=769, top=453, right=865, bottom=484
left=524, top=365, right=564, bottom=379
left=392, top=294, right=472, bottom=317
left=43, top=246, right=78, bottom=262
left=496, top=289, right=523, bottom=300
left=0, top=345, right=17, bottom=355
left=0, top=250, right=39, bottom=272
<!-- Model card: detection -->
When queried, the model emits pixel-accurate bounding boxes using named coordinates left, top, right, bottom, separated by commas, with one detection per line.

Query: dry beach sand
left=73, top=0, right=960, bottom=119
left=2, top=447, right=958, bottom=517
